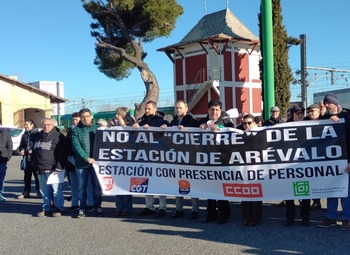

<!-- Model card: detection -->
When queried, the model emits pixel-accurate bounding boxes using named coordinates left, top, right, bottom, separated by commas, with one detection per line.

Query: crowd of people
left=0, top=93, right=350, bottom=231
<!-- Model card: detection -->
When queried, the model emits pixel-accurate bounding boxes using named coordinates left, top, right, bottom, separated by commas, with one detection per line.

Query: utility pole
left=295, top=34, right=350, bottom=106
left=300, top=34, right=307, bottom=109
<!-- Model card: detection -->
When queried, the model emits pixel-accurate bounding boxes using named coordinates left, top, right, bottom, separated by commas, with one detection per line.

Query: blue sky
left=1, top=0, right=350, bottom=113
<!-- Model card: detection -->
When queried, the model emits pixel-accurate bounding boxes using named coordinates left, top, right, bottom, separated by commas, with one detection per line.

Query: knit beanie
left=323, top=93, right=339, bottom=105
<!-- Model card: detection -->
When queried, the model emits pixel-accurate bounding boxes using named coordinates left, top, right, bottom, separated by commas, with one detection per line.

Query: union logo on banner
left=129, top=178, right=149, bottom=193
left=222, top=183, right=263, bottom=198
left=102, top=176, right=114, bottom=191
left=293, top=181, right=310, bottom=196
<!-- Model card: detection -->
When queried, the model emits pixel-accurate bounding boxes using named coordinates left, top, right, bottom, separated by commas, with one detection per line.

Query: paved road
left=0, top=155, right=348, bottom=255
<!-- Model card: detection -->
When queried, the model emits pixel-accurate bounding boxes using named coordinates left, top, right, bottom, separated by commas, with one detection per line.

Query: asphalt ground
left=0, top=155, right=348, bottom=255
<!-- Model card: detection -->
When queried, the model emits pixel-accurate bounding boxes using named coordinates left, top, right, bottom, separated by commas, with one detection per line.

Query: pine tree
left=82, top=0, right=183, bottom=119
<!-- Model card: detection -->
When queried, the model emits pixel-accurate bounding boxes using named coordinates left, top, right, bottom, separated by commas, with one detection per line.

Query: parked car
left=0, top=125, right=25, bottom=154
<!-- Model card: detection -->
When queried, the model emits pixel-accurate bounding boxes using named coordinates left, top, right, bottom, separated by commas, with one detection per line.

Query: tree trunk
left=134, top=67, right=159, bottom=120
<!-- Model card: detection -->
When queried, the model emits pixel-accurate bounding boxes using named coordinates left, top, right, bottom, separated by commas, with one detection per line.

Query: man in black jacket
left=262, top=106, right=285, bottom=126
left=31, top=118, right=68, bottom=216
left=134, top=101, right=169, bottom=218
left=161, top=100, right=200, bottom=220
left=0, top=127, right=13, bottom=201
left=199, top=99, right=234, bottom=224
left=318, top=93, right=350, bottom=231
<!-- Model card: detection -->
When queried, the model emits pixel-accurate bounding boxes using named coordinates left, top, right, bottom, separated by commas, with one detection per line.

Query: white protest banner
left=93, top=119, right=349, bottom=201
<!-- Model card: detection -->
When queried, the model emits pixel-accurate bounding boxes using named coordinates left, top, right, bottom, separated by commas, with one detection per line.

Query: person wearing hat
left=263, top=106, right=286, bottom=207
left=318, top=93, right=350, bottom=231
left=287, top=105, right=305, bottom=122
left=263, top=106, right=285, bottom=127
left=304, top=104, right=322, bottom=210
left=278, top=105, right=307, bottom=209
left=285, top=104, right=310, bottom=227
left=305, top=104, right=320, bottom=121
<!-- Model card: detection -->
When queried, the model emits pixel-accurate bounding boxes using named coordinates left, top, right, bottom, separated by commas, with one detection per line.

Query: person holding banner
left=111, top=107, right=135, bottom=217
left=65, top=112, right=95, bottom=212
left=161, top=100, right=200, bottom=220
left=31, top=118, right=68, bottom=217
left=72, top=108, right=104, bottom=218
left=304, top=104, right=322, bottom=210
left=263, top=106, right=285, bottom=127
left=263, top=106, right=286, bottom=208
left=199, top=99, right=234, bottom=224
left=238, top=114, right=262, bottom=227
left=318, top=93, right=350, bottom=231
left=284, top=105, right=311, bottom=227
left=133, top=101, right=169, bottom=218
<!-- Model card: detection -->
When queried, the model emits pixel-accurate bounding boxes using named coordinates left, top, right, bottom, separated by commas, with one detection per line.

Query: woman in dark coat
left=17, top=119, right=41, bottom=199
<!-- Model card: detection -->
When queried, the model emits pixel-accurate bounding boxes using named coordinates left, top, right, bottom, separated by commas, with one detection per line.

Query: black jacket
left=30, top=127, right=68, bottom=173
left=263, top=117, right=285, bottom=127
left=19, top=128, right=40, bottom=158
left=321, top=108, right=350, bottom=161
left=138, top=112, right=169, bottom=127
left=169, top=114, right=199, bottom=128
left=0, top=129, right=13, bottom=163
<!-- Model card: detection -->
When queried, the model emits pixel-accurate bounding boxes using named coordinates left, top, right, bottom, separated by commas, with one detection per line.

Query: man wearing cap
left=263, top=106, right=285, bottom=126
left=304, top=104, right=321, bottom=121
left=318, top=93, right=350, bottom=231
left=304, top=104, right=322, bottom=210
left=287, top=105, right=305, bottom=122
left=263, top=106, right=286, bottom=207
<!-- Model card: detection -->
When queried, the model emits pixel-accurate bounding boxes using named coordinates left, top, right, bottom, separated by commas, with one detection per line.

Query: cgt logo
left=102, top=176, right=114, bottom=191
left=129, top=178, right=149, bottom=193
left=223, top=183, right=263, bottom=198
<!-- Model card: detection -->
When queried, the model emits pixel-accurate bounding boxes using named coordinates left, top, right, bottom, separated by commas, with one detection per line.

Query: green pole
left=262, top=0, right=275, bottom=120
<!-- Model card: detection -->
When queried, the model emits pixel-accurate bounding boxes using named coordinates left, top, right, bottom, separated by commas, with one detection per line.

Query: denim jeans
left=115, top=195, right=132, bottom=213
left=175, top=196, right=199, bottom=212
left=326, top=174, right=350, bottom=221
left=0, top=162, right=8, bottom=193
left=69, top=170, right=94, bottom=207
left=76, top=165, right=102, bottom=210
left=37, top=173, right=65, bottom=211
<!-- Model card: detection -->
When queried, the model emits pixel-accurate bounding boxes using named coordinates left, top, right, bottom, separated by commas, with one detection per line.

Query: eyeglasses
left=243, top=121, right=253, bottom=125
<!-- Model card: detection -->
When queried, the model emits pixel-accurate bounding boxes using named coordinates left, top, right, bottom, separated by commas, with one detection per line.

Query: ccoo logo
left=222, top=183, right=263, bottom=198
